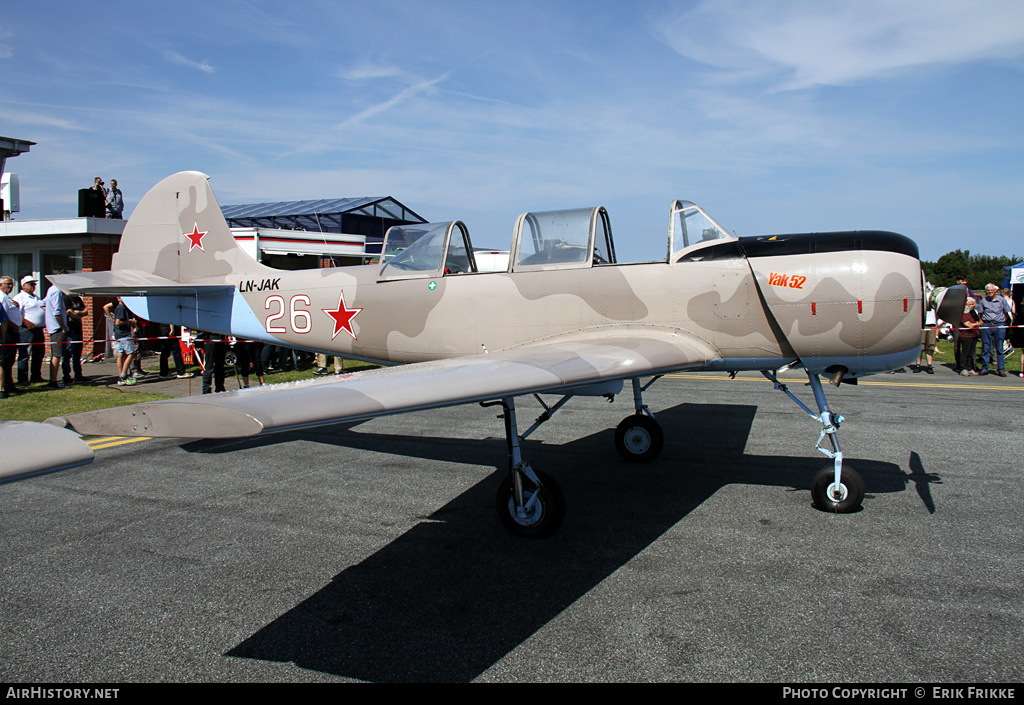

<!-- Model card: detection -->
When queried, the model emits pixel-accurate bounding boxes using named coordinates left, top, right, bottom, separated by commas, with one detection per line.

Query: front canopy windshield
left=670, top=200, right=733, bottom=258
left=379, top=221, right=475, bottom=279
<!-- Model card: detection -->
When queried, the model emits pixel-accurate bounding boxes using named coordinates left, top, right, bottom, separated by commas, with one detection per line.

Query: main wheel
left=811, top=465, right=865, bottom=513
left=496, top=469, right=565, bottom=538
left=614, top=414, right=664, bottom=462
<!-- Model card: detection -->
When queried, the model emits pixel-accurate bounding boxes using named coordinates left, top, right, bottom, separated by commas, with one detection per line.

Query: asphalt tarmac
left=2, top=371, right=1022, bottom=683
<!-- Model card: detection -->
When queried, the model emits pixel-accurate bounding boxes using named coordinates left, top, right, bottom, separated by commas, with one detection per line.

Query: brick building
left=0, top=217, right=124, bottom=358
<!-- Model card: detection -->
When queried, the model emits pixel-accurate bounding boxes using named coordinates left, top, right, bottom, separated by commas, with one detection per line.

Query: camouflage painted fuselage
left=54, top=171, right=923, bottom=380
left=193, top=238, right=919, bottom=380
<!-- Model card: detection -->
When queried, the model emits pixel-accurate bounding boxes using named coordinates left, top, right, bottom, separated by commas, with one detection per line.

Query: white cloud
left=337, top=73, right=449, bottom=128
left=0, top=107, right=90, bottom=132
left=337, top=62, right=404, bottom=81
left=162, top=48, right=215, bottom=74
left=281, top=72, right=451, bottom=158
left=661, top=0, right=1024, bottom=89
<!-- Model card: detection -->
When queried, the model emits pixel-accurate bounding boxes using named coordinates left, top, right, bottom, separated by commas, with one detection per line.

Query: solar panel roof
left=221, top=196, right=427, bottom=233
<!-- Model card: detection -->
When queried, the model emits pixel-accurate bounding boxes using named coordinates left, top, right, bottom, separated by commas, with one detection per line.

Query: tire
left=614, top=414, right=664, bottom=462
left=811, top=465, right=865, bottom=513
left=224, top=351, right=237, bottom=369
left=496, top=469, right=565, bottom=538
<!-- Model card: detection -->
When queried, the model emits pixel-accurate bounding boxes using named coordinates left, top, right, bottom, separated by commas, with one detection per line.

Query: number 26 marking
left=265, top=295, right=312, bottom=334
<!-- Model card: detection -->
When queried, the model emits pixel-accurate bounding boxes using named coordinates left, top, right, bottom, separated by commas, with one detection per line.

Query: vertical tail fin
left=112, top=170, right=265, bottom=283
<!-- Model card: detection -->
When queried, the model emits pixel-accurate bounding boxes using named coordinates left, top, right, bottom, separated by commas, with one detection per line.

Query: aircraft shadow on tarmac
left=180, top=402, right=930, bottom=682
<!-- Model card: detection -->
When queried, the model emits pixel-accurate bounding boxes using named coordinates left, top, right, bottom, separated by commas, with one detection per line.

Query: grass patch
left=0, top=382, right=174, bottom=423
left=925, top=339, right=1023, bottom=374
left=1, top=358, right=382, bottom=424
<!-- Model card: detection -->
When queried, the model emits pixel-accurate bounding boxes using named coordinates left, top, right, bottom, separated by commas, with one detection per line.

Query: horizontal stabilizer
left=0, top=422, right=95, bottom=484
left=48, top=270, right=234, bottom=297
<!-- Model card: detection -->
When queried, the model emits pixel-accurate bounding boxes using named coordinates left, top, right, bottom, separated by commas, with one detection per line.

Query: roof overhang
left=0, top=136, right=35, bottom=175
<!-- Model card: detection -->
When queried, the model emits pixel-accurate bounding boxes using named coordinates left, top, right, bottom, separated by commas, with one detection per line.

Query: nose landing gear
left=763, top=368, right=865, bottom=513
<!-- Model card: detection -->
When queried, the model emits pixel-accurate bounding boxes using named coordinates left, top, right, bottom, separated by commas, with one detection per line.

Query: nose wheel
left=811, top=465, right=864, bottom=513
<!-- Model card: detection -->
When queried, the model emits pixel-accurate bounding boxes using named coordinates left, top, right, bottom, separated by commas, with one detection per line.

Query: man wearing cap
left=975, top=283, right=1012, bottom=377
left=14, top=275, right=45, bottom=384
left=0, top=275, right=22, bottom=397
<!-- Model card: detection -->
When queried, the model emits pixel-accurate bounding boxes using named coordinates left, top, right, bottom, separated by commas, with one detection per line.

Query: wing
left=0, top=422, right=95, bottom=484
left=46, top=331, right=720, bottom=438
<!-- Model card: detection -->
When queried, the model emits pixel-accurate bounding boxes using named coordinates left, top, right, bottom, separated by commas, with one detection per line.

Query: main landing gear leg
left=491, top=396, right=565, bottom=537
left=613, top=377, right=664, bottom=462
left=762, top=370, right=865, bottom=513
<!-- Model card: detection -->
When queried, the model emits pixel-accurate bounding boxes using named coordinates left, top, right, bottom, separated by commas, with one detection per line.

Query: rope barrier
left=0, top=334, right=261, bottom=347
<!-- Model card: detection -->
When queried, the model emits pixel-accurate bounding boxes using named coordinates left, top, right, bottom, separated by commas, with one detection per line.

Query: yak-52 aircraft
left=4, top=171, right=965, bottom=536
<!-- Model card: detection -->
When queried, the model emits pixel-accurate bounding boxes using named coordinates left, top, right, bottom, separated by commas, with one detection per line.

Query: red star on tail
left=185, top=222, right=208, bottom=253
left=322, top=292, right=362, bottom=340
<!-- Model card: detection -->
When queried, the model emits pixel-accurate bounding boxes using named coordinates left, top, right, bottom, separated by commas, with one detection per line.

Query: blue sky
left=2, top=0, right=1022, bottom=262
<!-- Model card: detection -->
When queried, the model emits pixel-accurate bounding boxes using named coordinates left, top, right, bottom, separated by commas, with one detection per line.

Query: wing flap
left=47, top=332, right=719, bottom=438
left=46, top=403, right=264, bottom=438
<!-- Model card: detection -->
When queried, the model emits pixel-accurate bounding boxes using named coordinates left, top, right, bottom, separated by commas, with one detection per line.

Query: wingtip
left=0, top=421, right=94, bottom=483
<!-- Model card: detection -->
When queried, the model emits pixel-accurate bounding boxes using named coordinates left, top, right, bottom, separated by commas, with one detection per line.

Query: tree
left=922, top=250, right=1021, bottom=290
left=926, top=250, right=971, bottom=286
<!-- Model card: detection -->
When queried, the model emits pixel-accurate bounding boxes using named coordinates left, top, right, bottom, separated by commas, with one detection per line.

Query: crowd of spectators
left=1, top=273, right=90, bottom=398
left=902, top=277, right=1019, bottom=378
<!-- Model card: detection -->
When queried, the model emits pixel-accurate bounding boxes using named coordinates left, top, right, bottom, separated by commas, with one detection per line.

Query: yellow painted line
left=858, top=380, right=1017, bottom=391
left=89, top=436, right=128, bottom=444
left=87, top=436, right=150, bottom=450
left=664, top=373, right=1021, bottom=391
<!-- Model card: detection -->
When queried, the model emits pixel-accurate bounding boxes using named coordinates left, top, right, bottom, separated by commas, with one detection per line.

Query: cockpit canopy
left=511, top=206, right=615, bottom=271
left=377, top=200, right=733, bottom=280
left=378, top=221, right=476, bottom=280
left=669, top=200, right=733, bottom=261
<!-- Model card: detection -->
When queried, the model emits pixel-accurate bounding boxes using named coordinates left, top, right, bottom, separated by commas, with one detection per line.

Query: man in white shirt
left=43, top=282, right=69, bottom=389
left=13, top=276, right=45, bottom=384
left=0, top=275, right=23, bottom=397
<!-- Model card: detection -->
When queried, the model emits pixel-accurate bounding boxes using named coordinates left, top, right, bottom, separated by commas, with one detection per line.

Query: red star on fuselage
left=185, top=222, right=208, bottom=253
left=322, top=292, right=362, bottom=340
